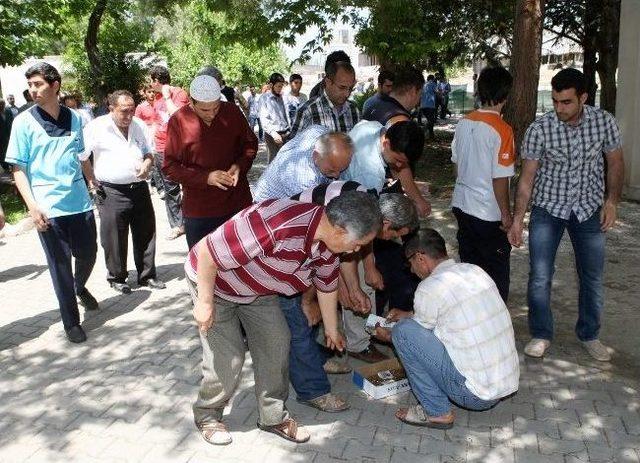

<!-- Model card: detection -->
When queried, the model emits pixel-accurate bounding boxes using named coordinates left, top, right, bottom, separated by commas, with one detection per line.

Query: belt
left=101, top=181, right=146, bottom=190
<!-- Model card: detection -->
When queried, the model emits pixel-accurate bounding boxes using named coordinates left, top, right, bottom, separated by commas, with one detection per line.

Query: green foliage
left=165, top=0, right=289, bottom=89
left=62, top=5, right=163, bottom=103
left=352, top=86, right=375, bottom=112
left=0, top=0, right=68, bottom=66
left=0, top=190, right=27, bottom=225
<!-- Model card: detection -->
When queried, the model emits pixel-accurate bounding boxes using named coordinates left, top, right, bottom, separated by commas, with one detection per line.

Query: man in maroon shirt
left=149, top=65, right=190, bottom=240
left=163, top=75, right=258, bottom=250
left=185, top=192, right=382, bottom=445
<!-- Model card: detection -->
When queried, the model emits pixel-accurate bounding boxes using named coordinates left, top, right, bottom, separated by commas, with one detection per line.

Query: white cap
left=189, top=75, right=221, bottom=102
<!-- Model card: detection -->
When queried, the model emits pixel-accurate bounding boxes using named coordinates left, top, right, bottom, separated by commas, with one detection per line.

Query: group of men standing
left=2, top=52, right=625, bottom=445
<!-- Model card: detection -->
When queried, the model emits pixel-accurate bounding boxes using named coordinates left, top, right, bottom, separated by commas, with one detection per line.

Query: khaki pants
left=187, top=276, right=291, bottom=426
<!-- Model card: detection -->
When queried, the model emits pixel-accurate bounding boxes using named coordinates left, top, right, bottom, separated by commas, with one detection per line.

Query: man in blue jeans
left=376, top=229, right=519, bottom=429
left=508, top=68, right=625, bottom=361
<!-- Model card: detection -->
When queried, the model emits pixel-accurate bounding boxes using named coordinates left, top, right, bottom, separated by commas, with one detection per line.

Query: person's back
left=414, top=260, right=519, bottom=399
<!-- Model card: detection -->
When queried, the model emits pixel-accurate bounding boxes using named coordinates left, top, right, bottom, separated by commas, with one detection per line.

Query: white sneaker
left=581, top=339, right=611, bottom=362
left=524, top=338, right=551, bottom=358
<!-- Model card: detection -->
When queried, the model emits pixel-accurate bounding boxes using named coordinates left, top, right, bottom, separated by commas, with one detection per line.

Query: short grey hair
left=196, top=65, right=223, bottom=84
left=325, top=191, right=382, bottom=239
left=379, top=193, right=419, bottom=232
left=315, top=132, right=354, bottom=159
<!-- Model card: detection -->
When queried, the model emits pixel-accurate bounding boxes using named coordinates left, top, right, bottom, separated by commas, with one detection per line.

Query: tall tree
left=504, top=0, right=545, bottom=154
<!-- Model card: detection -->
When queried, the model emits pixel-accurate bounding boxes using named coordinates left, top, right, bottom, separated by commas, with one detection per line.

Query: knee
left=391, top=318, right=419, bottom=347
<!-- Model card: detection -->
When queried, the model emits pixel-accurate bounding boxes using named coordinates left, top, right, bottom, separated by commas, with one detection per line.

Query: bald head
left=313, top=132, right=353, bottom=179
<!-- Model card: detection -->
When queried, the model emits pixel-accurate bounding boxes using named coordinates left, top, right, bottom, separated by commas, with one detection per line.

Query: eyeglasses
left=327, top=78, right=354, bottom=93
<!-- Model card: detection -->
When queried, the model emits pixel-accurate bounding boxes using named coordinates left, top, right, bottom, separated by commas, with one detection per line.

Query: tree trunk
left=504, top=0, right=546, bottom=155
left=582, top=1, right=599, bottom=106
left=596, top=0, right=620, bottom=113
left=85, top=0, right=108, bottom=102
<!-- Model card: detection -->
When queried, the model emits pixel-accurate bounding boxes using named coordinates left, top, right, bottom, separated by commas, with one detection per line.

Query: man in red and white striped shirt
left=185, top=192, right=382, bottom=445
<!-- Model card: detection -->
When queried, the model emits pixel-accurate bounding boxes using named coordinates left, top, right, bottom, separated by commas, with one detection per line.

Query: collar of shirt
left=430, top=258, right=457, bottom=276
left=322, top=89, right=346, bottom=114
left=551, top=104, right=592, bottom=128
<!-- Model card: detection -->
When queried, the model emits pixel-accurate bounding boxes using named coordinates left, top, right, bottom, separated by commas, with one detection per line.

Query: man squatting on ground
left=185, top=191, right=383, bottom=445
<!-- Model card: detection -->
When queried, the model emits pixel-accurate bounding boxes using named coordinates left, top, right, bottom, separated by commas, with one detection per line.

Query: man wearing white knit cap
left=163, top=74, right=258, bottom=249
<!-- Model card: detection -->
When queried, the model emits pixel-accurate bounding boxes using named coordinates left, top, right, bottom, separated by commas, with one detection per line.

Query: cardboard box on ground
left=353, top=358, right=411, bottom=399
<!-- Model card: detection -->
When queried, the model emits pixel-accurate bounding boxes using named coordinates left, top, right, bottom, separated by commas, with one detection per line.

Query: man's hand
left=415, top=196, right=431, bottom=217
left=337, top=277, right=353, bottom=308
left=136, top=159, right=153, bottom=180
left=364, top=267, right=385, bottom=291
left=272, top=132, right=283, bottom=145
left=227, top=164, right=240, bottom=187
left=386, top=308, right=413, bottom=322
left=301, top=298, right=322, bottom=327
left=161, top=84, right=172, bottom=100
left=500, top=211, right=513, bottom=232
left=507, top=219, right=524, bottom=248
left=193, top=300, right=215, bottom=334
left=348, top=287, right=371, bottom=314
left=374, top=326, right=392, bottom=343
left=29, top=206, right=50, bottom=232
left=325, top=329, right=346, bottom=352
left=207, top=170, right=235, bottom=190
left=600, top=200, right=618, bottom=231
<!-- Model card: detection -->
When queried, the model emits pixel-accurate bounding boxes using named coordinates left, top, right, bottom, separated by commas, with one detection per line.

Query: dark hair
left=24, top=62, right=62, bottom=91
left=108, top=90, right=134, bottom=107
left=324, top=50, right=351, bottom=72
left=551, top=68, right=587, bottom=96
left=377, top=70, right=395, bottom=86
left=404, top=228, right=448, bottom=259
left=62, top=94, right=77, bottom=103
left=385, top=120, right=425, bottom=166
left=269, top=72, right=286, bottom=85
left=22, top=89, right=31, bottom=101
left=390, top=67, right=425, bottom=94
left=325, top=61, right=355, bottom=80
left=149, top=65, right=171, bottom=85
left=477, top=66, right=513, bottom=106
left=427, top=74, right=435, bottom=82
left=289, top=73, right=302, bottom=83
left=197, top=65, right=223, bottom=83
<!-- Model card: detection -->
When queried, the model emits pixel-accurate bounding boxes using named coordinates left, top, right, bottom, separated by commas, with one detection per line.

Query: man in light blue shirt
left=7, top=62, right=100, bottom=344
left=420, top=75, right=438, bottom=139
left=252, top=125, right=352, bottom=202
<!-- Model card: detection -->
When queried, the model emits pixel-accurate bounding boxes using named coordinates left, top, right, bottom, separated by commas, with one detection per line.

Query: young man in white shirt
left=83, top=90, right=165, bottom=294
left=451, top=66, right=515, bottom=302
left=377, top=229, right=519, bottom=429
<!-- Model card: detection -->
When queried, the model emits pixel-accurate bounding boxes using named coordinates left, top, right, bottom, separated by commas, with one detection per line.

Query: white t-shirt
left=451, top=109, right=515, bottom=221
left=341, top=120, right=386, bottom=192
left=413, top=259, right=520, bottom=401
left=83, top=115, right=151, bottom=184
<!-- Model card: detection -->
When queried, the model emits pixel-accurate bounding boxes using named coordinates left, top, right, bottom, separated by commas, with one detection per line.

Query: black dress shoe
left=77, top=288, right=99, bottom=311
left=139, top=278, right=166, bottom=289
left=110, top=281, right=132, bottom=294
left=65, top=325, right=87, bottom=343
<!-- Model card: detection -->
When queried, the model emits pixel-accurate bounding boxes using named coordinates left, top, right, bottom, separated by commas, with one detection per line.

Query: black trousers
left=184, top=213, right=234, bottom=251
left=154, top=151, right=183, bottom=229
left=97, top=182, right=156, bottom=284
left=372, top=238, right=420, bottom=313
left=452, top=207, right=511, bottom=303
left=421, top=107, right=437, bottom=138
left=38, top=211, right=97, bottom=330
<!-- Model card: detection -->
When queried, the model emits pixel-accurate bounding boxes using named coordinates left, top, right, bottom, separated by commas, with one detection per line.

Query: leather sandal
left=196, top=420, right=232, bottom=445
left=297, top=393, right=350, bottom=413
left=396, top=405, right=454, bottom=429
left=258, top=418, right=310, bottom=443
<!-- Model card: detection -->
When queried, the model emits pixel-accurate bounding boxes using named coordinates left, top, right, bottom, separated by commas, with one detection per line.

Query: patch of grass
left=414, top=129, right=455, bottom=199
left=0, top=188, right=28, bottom=224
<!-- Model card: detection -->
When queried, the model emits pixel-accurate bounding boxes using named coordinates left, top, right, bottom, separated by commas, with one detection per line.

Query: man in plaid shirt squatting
left=184, top=191, right=382, bottom=445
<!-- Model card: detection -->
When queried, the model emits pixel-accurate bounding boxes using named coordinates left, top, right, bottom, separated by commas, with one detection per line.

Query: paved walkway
left=1, top=146, right=639, bottom=463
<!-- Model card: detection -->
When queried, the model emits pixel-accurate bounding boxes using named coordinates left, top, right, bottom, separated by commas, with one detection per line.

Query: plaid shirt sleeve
left=603, top=111, right=622, bottom=154
left=521, top=123, right=545, bottom=160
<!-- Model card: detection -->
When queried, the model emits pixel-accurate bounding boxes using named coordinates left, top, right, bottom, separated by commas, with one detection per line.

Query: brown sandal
left=258, top=418, right=310, bottom=443
left=196, top=420, right=232, bottom=445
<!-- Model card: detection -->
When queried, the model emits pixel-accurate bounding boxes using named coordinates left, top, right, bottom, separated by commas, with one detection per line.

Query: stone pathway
left=0, top=145, right=639, bottom=463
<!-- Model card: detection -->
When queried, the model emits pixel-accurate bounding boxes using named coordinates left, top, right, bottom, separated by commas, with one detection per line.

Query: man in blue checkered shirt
left=508, top=68, right=625, bottom=362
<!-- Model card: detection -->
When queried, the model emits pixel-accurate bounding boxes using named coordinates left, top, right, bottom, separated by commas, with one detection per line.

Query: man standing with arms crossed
left=508, top=68, right=624, bottom=361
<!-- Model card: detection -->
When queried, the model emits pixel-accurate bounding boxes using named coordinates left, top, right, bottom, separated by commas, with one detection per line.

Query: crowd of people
left=0, top=47, right=624, bottom=445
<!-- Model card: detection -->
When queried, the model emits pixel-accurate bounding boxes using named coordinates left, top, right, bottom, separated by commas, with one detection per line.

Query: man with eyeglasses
left=290, top=61, right=360, bottom=138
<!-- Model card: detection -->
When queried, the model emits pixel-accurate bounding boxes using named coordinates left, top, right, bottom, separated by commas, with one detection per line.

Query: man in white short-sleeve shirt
left=83, top=90, right=165, bottom=294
